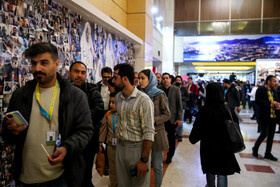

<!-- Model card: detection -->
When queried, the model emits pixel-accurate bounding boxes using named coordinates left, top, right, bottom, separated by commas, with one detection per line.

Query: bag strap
left=224, top=103, right=234, bottom=121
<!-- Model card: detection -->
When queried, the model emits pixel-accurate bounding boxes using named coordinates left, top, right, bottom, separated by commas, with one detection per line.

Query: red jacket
left=187, top=83, right=199, bottom=95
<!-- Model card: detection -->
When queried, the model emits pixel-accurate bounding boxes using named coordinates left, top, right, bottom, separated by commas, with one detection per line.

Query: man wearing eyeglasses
left=68, top=61, right=104, bottom=187
left=97, top=67, right=113, bottom=111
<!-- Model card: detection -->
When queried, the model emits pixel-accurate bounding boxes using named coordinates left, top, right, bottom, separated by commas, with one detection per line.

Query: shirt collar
left=120, top=86, right=138, bottom=99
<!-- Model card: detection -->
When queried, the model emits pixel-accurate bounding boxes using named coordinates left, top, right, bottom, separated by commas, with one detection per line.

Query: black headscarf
left=205, top=83, right=224, bottom=105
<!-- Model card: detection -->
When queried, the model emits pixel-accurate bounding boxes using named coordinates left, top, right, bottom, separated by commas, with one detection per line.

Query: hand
left=135, top=160, right=148, bottom=177
left=237, top=106, right=241, bottom=113
left=188, top=90, right=191, bottom=94
left=99, top=145, right=103, bottom=153
left=174, top=120, right=182, bottom=126
left=6, top=119, right=27, bottom=135
left=48, top=147, right=67, bottom=165
left=272, top=101, right=278, bottom=106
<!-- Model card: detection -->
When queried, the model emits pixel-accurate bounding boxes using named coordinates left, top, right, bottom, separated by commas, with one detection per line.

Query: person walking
left=138, top=69, right=171, bottom=187
left=112, top=63, right=155, bottom=187
left=189, top=83, right=240, bottom=187
left=252, top=75, right=280, bottom=161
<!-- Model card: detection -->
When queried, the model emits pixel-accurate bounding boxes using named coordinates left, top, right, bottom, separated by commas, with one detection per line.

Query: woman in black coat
left=189, top=83, right=240, bottom=187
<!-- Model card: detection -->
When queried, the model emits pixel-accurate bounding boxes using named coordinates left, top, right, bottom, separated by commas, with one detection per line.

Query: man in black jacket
left=2, top=42, right=93, bottom=186
left=223, top=79, right=241, bottom=113
left=252, top=75, right=280, bottom=161
left=96, top=67, right=112, bottom=111
left=68, top=61, right=104, bottom=187
left=174, top=75, right=189, bottom=142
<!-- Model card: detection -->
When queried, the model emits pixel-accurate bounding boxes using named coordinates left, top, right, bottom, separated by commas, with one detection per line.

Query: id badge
left=112, top=138, right=117, bottom=145
left=46, top=131, right=56, bottom=146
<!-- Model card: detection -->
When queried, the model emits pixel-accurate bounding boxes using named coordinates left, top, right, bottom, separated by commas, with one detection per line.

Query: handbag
left=95, top=152, right=105, bottom=177
left=224, top=103, right=246, bottom=153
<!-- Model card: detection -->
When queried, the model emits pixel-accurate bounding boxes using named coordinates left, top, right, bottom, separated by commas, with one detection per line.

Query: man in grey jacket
left=159, top=73, right=183, bottom=164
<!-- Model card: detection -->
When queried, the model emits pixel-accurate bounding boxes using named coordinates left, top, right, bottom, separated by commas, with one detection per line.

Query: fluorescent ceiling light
left=192, top=62, right=256, bottom=66
left=195, top=66, right=252, bottom=70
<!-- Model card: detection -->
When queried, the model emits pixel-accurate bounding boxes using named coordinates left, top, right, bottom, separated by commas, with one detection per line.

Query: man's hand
left=135, top=160, right=148, bottom=177
left=237, top=106, right=241, bottom=113
left=6, top=119, right=27, bottom=135
left=48, top=147, right=67, bottom=165
left=174, top=120, right=182, bottom=126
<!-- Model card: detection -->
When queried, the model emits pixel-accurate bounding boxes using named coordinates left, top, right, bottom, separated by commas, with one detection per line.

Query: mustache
left=34, top=71, right=46, bottom=76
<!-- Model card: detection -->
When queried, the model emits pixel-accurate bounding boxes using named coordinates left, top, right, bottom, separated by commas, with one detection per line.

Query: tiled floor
left=92, top=109, right=280, bottom=187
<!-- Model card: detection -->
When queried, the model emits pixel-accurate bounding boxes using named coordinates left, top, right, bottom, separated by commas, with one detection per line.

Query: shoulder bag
left=224, top=103, right=246, bottom=153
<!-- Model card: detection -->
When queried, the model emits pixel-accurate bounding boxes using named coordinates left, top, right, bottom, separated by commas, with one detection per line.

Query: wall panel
left=175, top=0, right=199, bottom=21
left=201, top=0, right=229, bottom=20
left=264, top=0, right=280, bottom=18
left=231, top=0, right=261, bottom=19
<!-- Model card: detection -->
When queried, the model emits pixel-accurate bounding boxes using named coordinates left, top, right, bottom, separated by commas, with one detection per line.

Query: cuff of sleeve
left=143, top=133, right=154, bottom=142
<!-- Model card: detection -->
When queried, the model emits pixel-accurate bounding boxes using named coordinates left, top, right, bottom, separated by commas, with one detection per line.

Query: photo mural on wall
left=0, top=0, right=135, bottom=185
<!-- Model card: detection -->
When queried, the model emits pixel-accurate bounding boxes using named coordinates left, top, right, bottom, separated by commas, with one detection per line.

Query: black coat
left=255, top=86, right=279, bottom=124
left=2, top=73, right=93, bottom=187
left=179, top=86, right=189, bottom=109
left=189, top=104, right=240, bottom=175
left=225, top=85, right=240, bottom=109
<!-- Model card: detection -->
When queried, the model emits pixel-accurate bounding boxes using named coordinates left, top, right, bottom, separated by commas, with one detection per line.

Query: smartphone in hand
left=5, top=111, right=29, bottom=126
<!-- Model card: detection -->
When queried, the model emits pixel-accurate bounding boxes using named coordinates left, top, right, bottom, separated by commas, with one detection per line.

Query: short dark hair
left=175, top=75, right=182, bottom=81
left=162, top=72, right=170, bottom=78
left=69, top=61, right=87, bottom=71
left=24, top=42, right=58, bottom=62
left=101, top=67, right=112, bottom=76
left=266, top=75, right=276, bottom=84
left=223, top=79, right=230, bottom=84
left=114, top=63, right=134, bottom=85
left=108, top=77, right=114, bottom=87
left=110, top=92, right=118, bottom=97
left=155, top=73, right=161, bottom=76
left=188, top=77, right=193, bottom=80
left=139, top=69, right=150, bottom=80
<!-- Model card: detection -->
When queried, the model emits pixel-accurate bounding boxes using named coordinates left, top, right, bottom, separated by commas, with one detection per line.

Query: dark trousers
left=253, top=118, right=277, bottom=154
left=164, top=120, right=176, bottom=159
left=82, top=137, right=97, bottom=187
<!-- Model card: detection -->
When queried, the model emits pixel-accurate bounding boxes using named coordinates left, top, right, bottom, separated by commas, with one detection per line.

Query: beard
left=115, top=83, right=125, bottom=92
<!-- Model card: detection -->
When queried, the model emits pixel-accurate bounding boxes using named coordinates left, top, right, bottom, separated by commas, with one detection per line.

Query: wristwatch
left=140, top=157, right=148, bottom=163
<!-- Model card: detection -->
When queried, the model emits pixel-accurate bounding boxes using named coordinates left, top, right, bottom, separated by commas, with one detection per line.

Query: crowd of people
left=0, top=42, right=280, bottom=187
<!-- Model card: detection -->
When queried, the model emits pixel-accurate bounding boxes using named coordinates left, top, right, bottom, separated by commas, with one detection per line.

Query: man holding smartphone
left=2, top=42, right=93, bottom=187
left=159, top=73, right=183, bottom=164
left=112, top=64, right=154, bottom=187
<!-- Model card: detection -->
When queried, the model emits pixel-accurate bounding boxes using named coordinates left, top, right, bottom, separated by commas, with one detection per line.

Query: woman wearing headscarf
left=138, top=69, right=171, bottom=187
left=81, top=22, right=94, bottom=69
left=189, top=83, right=240, bottom=187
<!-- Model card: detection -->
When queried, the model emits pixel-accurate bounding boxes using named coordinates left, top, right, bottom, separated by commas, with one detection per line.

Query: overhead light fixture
left=195, top=66, right=252, bottom=71
left=192, top=62, right=256, bottom=66
left=151, top=7, right=158, bottom=14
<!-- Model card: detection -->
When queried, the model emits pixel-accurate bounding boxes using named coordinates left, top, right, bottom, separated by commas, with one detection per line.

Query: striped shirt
left=115, top=87, right=155, bottom=142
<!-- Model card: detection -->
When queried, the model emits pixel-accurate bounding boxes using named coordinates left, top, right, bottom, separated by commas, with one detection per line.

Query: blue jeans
left=152, top=151, right=164, bottom=186
left=19, top=175, right=68, bottom=187
left=206, top=173, right=227, bottom=187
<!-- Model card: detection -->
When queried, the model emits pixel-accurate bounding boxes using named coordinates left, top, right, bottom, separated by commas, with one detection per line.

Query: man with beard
left=174, top=75, right=189, bottom=142
left=159, top=73, right=182, bottom=164
left=68, top=61, right=104, bottom=187
left=2, top=42, right=93, bottom=186
left=252, top=75, right=280, bottom=161
left=112, top=63, right=154, bottom=187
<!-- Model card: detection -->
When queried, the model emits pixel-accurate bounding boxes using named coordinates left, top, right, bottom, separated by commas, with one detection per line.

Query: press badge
left=112, top=138, right=117, bottom=145
left=46, top=131, right=56, bottom=146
